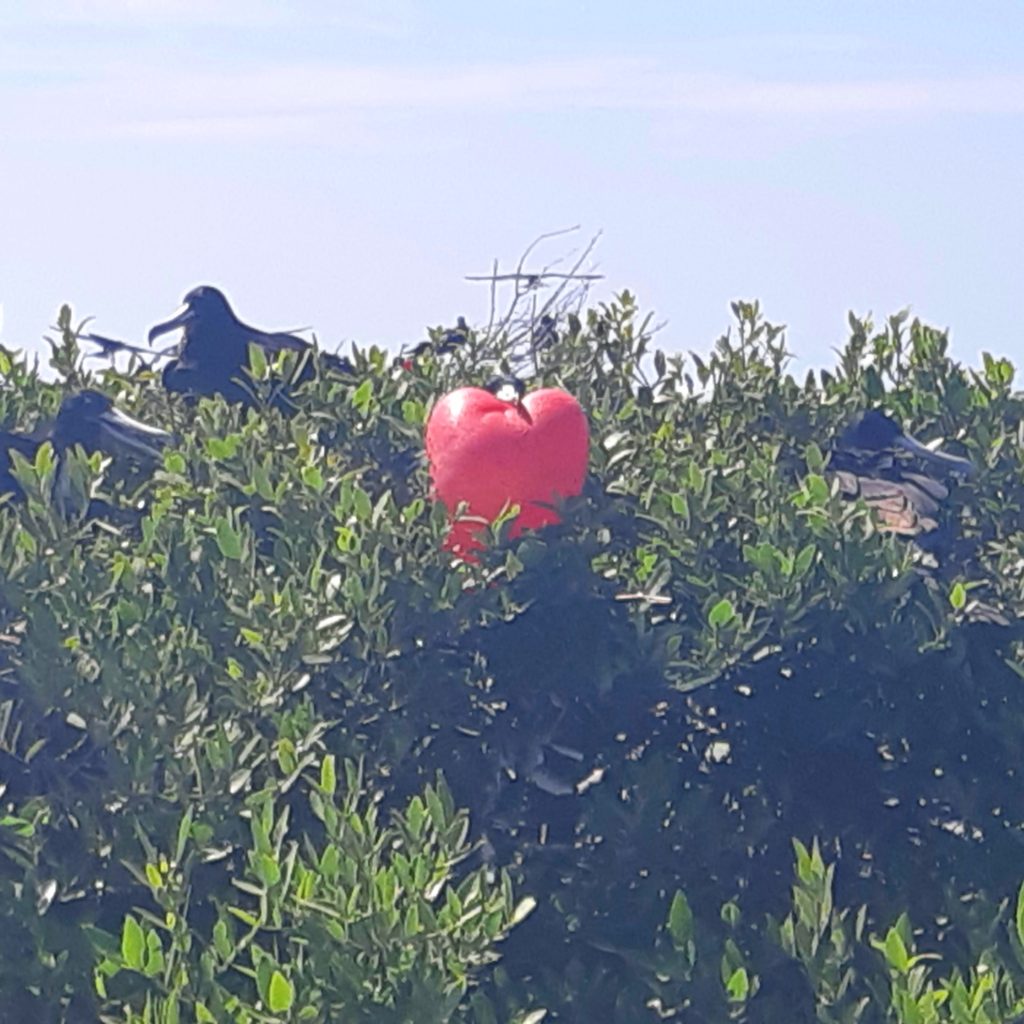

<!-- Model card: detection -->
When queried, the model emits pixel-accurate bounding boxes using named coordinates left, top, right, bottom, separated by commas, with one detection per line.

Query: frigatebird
left=831, top=409, right=974, bottom=544
left=531, top=315, right=558, bottom=352
left=148, top=285, right=352, bottom=407
left=0, top=390, right=171, bottom=516
left=50, top=390, right=171, bottom=463
left=395, top=317, right=471, bottom=367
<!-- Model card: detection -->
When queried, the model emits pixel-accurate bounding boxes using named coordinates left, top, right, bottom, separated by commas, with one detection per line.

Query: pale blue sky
left=1, top=1, right=1022, bottom=371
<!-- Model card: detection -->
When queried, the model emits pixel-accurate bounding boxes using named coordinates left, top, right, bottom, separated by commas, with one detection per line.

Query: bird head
left=841, top=409, right=975, bottom=478
left=148, top=285, right=236, bottom=345
left=53, top=390, right=172, bottom=461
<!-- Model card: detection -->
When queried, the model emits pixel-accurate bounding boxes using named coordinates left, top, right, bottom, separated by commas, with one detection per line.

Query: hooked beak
left=96, top=406, right=173, bottom=460
left=895, top=431, right=976, bottom=478
left=148, top=304, right=194, bottom=345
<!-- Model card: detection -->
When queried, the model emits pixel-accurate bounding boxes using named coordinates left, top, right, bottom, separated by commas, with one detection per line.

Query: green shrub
left=92, top=761, right=531, bottom=1022
left=1, top=294, right=1023, bottom=1021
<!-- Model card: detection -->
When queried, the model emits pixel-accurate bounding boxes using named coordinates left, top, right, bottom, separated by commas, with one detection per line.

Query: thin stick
left=484, top=257, right=499, bottom=341
left=536, top=230, right=603, bottom=321
left=502, top=226, right=582, bottom=328
left=466, top=228, right=604, bottom=376
left=465, top=272, right=604, bottom=283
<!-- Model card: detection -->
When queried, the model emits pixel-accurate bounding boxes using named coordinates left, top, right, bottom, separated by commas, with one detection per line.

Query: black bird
left=396, top=317, right=471, bottom=366
left=148, top=285, right=351, bottom=406
left=0, top=390, right=171, bottom=516
left=51, top=390, right=171, bottom=463
left=531, top=315, right=558, bottom=352
left=831, top=409, right=974, bottom=543
left=436, top=316, right=469, bottom=355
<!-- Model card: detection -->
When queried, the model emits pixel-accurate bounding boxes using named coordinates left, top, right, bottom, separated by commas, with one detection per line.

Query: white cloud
left=95, top=62, right=1024, bottom=117
left=3, top=54, right=1023, bottom=143
left=3, top=0, right=413, bottom=32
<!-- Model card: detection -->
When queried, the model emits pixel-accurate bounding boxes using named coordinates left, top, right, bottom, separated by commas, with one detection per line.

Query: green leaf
left=206, top=436, right=240, bottom=460
left=319, top=844, right=340, bottom=881
left=351, top=379, right=373, bottom=413
left=121, top=915, right=145, bottom=971
left=804, top=473, right=830, bottom=505
left=175, top=807, right=193, bottom=864
left=668, top=890, right=694, bottom=948
left=1015, top=883, right=1024, bottom=950
left=794, top=543, right=816, bottom=577
left=425, top=786, right=446, bottom=829
left=882, top=927, right=910, bottom=973
left=248, top=343, right=268, bottom=381
left=144, top=932, right=165, bottom=977
left=163, top=450, right=186, bottom=474
left=213, top=920, right=232, bottom=960
left=949, top=581, right=967, bottom=610
left=708, top=598, right=734, bottom=629
left=34, top=440, right=54, bottom=475
left=725, top=966, right=749, bottom=1002
left=257, top=854, right=281, bottom=888
left=214, top=517, right=243, bottom=560
left=320, top=755, right=337, bottom=796
left=720, top=900, right=741, bottom=929
left=510, top=896, right=537, bottom=927
left=352, top=485, right=372, bottom=522
left=301, top=464, right=325, bottom=492
left=404, top=902, right=421, bottom=936
left=268, top=970, right=294, bottom=1013
left=402, top=399, right=426, bottom=425
left=407, top=796, right=425, bottom=839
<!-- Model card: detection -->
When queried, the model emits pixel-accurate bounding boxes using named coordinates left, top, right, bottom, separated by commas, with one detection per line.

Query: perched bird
left=437, top=316, right=470, bottom=355
left=831, top=409, right=974, bottom=544
left=396, top=317, right=471, bottom=367
left=148, top=285, right=351, bottom=406
left=0, top=390, right=171, bottom=517
left=531, top=315, right=558, bottom=352
left=50, top=390, right=171, bottom=464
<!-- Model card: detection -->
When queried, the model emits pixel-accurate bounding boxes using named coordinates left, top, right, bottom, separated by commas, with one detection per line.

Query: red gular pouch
left=425, top=384, right=589, bottom=560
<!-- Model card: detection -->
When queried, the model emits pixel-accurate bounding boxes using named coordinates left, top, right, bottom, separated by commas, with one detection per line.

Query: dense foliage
left=2, top=296, right=1024, bottom=1021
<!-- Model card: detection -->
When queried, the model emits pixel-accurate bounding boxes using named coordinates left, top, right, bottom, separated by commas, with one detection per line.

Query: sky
left=1, top=1, right=1023, bottom=375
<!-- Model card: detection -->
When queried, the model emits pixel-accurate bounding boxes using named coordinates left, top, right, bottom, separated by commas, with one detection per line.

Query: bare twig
left=503, top=225, right=582, bottom=328
left=485, top=257, right=500, bottom=342
left=462, top=227, right=604, bottom=379
left=465, top=272, right=604, bottom=283
left=535, top=230, right=603, bottom=322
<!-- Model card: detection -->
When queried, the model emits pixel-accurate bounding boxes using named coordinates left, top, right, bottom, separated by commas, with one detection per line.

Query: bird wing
left=834, top=471, right=941, bottom=536
left=248, top=330, right=311, bottom=356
